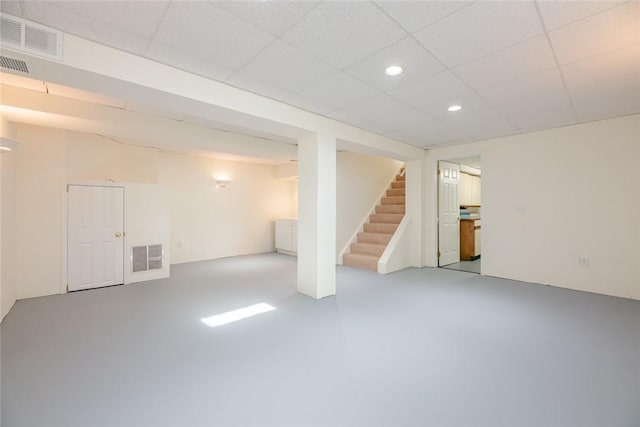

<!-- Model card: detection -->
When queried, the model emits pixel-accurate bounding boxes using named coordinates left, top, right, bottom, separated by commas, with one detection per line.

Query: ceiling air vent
left=0, top=15, right=62, bottom=61
left=0, top=55, right=28, bottom=73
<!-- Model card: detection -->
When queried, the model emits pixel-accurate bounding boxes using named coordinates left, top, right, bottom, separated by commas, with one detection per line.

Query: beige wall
left=158, top=152, right=293, bottom=264
left=1, top=134, right=18, bottom=320
left=425, top=114, right=640, bottom=300
left=2, top=123, right=294, bottom=303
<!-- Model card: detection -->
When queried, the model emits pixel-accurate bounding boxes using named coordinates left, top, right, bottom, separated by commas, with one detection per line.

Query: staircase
left=343, top=170, right=405, bottom=271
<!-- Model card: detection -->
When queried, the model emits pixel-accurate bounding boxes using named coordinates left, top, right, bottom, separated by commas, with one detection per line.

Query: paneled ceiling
left=1, top=0, right=639, bottom=149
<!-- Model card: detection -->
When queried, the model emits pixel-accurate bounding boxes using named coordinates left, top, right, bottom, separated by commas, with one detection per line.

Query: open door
left=68, top=185, right=124, bottom=291
left=438, top=161, right=460, bottom=266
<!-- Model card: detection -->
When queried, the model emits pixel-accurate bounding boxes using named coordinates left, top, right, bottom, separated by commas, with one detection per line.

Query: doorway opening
left=438, top=157, right=481, bottom=274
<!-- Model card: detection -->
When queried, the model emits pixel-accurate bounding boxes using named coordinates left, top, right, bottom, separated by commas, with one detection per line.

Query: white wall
left=424, top=114, right=640, bottom=300
left=158, top=152, right=292, bottom=264
left=1, top=132, right=18, bottom=320
left=336, top=151, right=403, bottom=258
left=3, top=123, right=294, bottom=301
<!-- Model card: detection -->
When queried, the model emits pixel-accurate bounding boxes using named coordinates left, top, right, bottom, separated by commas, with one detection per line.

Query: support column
left=297, top=133, right=336, bottom=299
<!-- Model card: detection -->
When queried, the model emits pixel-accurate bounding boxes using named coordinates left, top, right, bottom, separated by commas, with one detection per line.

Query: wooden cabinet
left=275, top=218, right=298, bottom=255
left=460, top=219, right=481, bottom=261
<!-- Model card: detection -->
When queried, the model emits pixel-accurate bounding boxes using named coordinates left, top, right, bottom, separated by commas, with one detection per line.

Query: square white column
left=297, top=133, right=336, bottom=299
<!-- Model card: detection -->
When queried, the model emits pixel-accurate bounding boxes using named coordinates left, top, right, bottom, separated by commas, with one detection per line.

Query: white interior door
left=438, top=161, right=460, bottom=266
left=68, top=185, right=124, bottom=291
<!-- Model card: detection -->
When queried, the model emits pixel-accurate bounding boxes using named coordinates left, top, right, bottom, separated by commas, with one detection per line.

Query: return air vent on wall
left=0, top=15, right=62, bottom=61
left=132, top=244, right=164, bottom=273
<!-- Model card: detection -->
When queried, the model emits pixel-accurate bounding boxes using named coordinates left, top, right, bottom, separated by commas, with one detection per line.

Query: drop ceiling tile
left=146, top=42, right=234, bottom=82
left=474, top=68, right=570, bottom=109
left=23, top=1, right=150, bottom=55
left=234, top=40, right=337, bottom=94
left=298, top=72, right=380, bottom=110
left=414, top=1, right=543, bottom=67
left=375, top=0, right=472, bottom=33
left=51, top=1, right=168, bottom=37
left=283, top=94, right=335, bottom=116
left=562, top=43, right=640, bottom=122
left=328, top=94, right=412, bottom=124
left=282, top=1, right=405, bottom=68
left=549, top=2, right=640, bottom=65
left=345, top=37, right=444, bottom=92
left=387, top=70, right=476, bottom=109
left=226, top=73, right=297, bottom=102
left=562, top=42, right=640, bottom=92
left=153, top=2, right=274, bottom=71
left=538, top=0, right=627, bottom=30
left=0, top=1, right=23, bottom=17
left=453, top=35, right=556, bottom=90
left=217, top=1, right=319, bottom=36
left=505, top=104, right=577, bottom=132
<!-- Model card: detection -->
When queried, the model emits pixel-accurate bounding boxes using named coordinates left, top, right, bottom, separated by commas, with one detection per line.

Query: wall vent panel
left=131, top=245, right=164, bottom=273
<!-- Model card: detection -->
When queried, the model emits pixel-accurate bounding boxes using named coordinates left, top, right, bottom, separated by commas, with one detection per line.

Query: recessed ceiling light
left=385, top=65, right=403, bottom=76
left=448, top=105, right=462, bottom=112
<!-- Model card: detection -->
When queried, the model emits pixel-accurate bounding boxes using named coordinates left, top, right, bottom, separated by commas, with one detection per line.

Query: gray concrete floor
left=441, top=258, right=481, bottom=274
left=2, top=253, right=639, bottom=427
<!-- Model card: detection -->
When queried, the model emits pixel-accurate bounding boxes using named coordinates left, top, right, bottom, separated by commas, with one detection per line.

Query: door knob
left=115, top=232, right=122, bottom=238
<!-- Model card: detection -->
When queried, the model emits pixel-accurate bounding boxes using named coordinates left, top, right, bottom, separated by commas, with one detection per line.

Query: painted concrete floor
left=2, top=253, right=639, bottom=427
left=441, top=258, right=481, bottom=274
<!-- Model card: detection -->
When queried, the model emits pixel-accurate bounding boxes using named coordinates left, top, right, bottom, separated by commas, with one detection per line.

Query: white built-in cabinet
left=275, top=218, right=298, bottom=255
left=458, top=173, right=481, bottom=206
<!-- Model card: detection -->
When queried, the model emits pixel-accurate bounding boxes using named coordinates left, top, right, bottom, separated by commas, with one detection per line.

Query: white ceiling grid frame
left=451, top=35, right=559, bottom=91
left=372, top=0, right=526, bottom=144
left=51, top=1, right=169, bottom=38
left=327, top=93, right=413, bottom=124
left=413, top=1, right=545, bottom=68
left=151, top=1, right=275, bottom=71
left=547, top=1, right=640, bottom=66
left=281, top=1, right=406, bottom=69
left=345, top=36, right=445, bottom=92
left=297, top=71, right=380, bottom=111
left=537, top=0, right=630, bottom=30
left=561, top=43, right=640, bottom=122
left=21, top=0, right=151, bottom=56
left=230, top=40, right=338, bottom=95
left=216, top=1, right=321, bottom=37
left=374, top=0, right=474, bottom=33
left=145, top=40, right=236, bottom=83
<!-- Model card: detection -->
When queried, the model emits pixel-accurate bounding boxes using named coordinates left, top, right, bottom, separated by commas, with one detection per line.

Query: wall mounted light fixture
left=216, top=179, right=231, bottom=188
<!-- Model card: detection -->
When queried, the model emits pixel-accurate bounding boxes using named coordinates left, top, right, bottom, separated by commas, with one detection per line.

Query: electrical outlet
left=578, top=256, right=590, bottom=267
left=177, top=241, right=182, bottom=249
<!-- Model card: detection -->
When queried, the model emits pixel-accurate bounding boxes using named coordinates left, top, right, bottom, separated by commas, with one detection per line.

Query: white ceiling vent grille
left=0, top=15, right=62, bottom=61
left=0, top=55, right=28, bottom=73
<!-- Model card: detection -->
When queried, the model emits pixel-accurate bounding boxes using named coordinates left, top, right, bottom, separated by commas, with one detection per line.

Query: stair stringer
left=378, top=216, right=412, bottom=274
left=337, top=169, right=402, bottom=265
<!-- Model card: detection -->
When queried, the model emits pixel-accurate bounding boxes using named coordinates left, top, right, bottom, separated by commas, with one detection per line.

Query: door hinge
left=438, top=251, right=441, bottom=258
left=66, top=184, right=69, bottom=192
